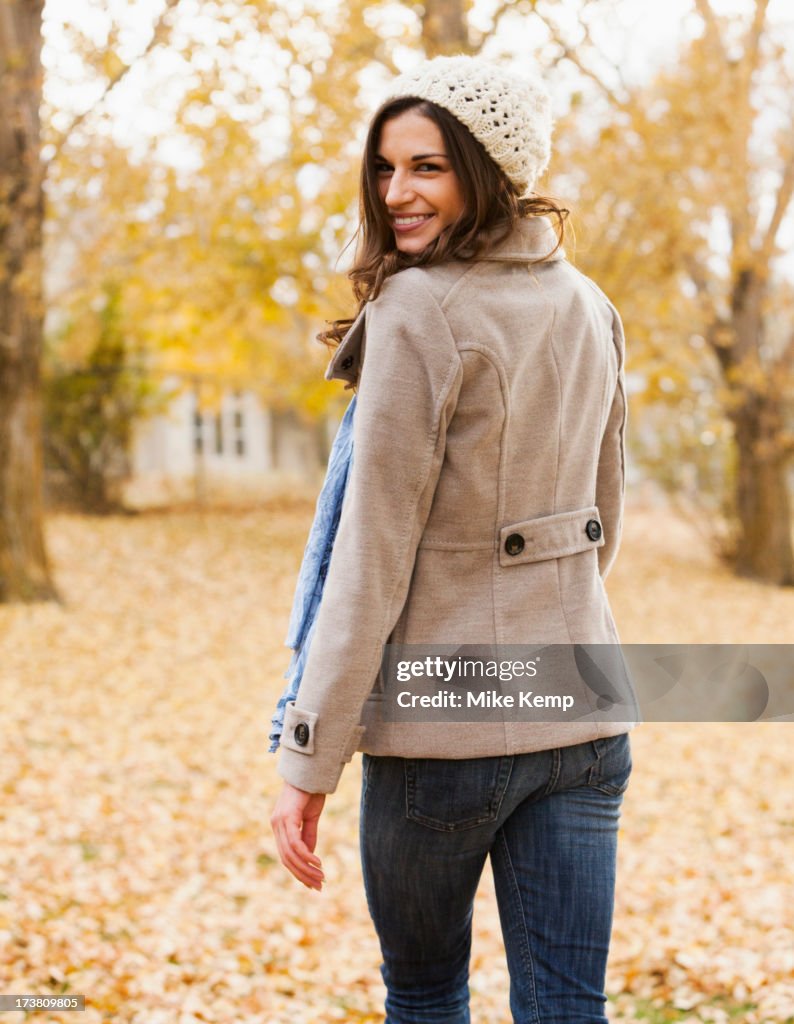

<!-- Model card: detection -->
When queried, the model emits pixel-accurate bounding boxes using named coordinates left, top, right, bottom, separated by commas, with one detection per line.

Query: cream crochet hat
left=384, top=54, right=553, bottom=196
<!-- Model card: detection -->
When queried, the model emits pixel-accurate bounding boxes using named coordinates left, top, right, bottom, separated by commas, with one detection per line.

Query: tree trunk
left=713, top=267, right=794, bottom=585
left=731, top=393, right=794, bottom=585
left=421, top=0, right=472, bottom=55
left=0, top=1, right=59, bottom=602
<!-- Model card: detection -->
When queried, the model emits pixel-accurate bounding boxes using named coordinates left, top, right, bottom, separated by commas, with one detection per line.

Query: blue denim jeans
left=359, top=732, right=632, bottom=1024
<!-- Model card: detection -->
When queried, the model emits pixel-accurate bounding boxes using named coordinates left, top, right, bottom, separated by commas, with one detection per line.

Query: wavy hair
left=318, top=96, right=568, bottom=350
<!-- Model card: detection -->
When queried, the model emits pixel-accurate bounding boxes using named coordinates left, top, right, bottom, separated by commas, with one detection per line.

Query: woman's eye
left=375, top=163, right=392, bottom=174
left=417, top=163, right=441, bottom=172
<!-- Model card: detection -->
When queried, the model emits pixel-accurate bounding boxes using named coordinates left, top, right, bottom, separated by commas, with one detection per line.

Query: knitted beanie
left=384, top=55, right=553, bottom=196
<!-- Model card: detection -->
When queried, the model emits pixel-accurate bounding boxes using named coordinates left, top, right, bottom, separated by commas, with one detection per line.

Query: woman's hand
left=270, top=781, right=326, bottom=890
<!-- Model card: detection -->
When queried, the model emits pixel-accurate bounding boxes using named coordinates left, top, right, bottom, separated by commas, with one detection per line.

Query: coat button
left=505, top=533, right=525, bottom=556
left=585, top=519, right=602, bottom=542
left=340, top=355, right=354, bottom=370
left=294, top=722, right=310, bottom=747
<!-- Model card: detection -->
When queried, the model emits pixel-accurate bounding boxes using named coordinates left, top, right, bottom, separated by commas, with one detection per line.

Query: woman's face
left=375, top=109, right=466, bottom=255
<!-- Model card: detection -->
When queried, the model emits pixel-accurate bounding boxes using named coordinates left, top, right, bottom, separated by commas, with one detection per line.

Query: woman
left=271, top=54, right=635, bottom=1024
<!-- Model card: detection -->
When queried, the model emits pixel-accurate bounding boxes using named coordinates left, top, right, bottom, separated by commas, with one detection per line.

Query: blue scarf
left=268, top=394, right=357, bottom=752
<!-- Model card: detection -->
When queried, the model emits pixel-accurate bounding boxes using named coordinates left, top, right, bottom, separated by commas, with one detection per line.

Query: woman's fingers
left=278, top=818, right=324, bottom=889
left=270, top=783, right=327, bottom=890
left=272, top=818, right=317, bottom=887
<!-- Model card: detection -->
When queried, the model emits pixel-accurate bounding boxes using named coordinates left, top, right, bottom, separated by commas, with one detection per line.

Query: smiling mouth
left=393, top=214, right=434, bottom=227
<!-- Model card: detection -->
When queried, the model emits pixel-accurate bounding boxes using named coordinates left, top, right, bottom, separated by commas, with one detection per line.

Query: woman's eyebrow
left=374, top=152, right=448, bottom=161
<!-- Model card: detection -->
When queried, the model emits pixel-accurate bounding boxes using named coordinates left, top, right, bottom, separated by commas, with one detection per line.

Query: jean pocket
left=404, top=756, right=513, bottom=832
left=587, top=733, right=632, bottom=796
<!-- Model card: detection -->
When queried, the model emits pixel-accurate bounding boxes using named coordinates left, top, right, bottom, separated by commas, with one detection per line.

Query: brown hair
left=318, top=96, right=568, bottom=349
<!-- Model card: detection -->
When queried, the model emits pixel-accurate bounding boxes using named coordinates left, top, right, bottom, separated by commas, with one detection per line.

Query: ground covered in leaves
left=1, top=498, right=792, bottom=1023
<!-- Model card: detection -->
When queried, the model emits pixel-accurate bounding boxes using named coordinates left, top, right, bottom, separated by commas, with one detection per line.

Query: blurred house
left=123, top=377, right=337, bottom=507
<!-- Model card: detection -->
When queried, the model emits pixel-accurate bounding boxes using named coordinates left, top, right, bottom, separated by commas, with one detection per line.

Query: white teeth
left=394, top=214, right=432, bottom=225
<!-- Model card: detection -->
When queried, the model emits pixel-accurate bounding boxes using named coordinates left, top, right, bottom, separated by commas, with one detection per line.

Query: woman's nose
left=384, top=169, right=415, bottom=207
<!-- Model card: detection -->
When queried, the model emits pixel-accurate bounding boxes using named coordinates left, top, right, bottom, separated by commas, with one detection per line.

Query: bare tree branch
left=556, top=47, right=626, bottom=109
left=760, top=149, right=794, bottom=267
left=693, top=0, right=725, bottom=59
left=745, top=0, right=770, bottom=77
left=682, top=252, right=726, bottom=345
left=578, top=1, right=629, bottom=98
left=46, top=0, right=181, bottom=162
left=529, top=0, right=629, bottom=109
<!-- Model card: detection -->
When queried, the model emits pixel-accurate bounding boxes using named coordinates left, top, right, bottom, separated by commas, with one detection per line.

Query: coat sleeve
left=277, top=272, right=463, bottom=793
left=595, top=303, right=628, bottom=580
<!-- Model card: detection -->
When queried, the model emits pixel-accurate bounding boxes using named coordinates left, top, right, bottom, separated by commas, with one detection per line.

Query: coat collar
left=475, top=215, right=565, bottom=264
left=325, top=216, right=565, bottom=385
left=325, top=306, right=367, bottom=386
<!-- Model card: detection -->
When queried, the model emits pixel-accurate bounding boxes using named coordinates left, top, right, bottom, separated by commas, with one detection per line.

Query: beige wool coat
left=277, top=216, right=636, bottom=794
